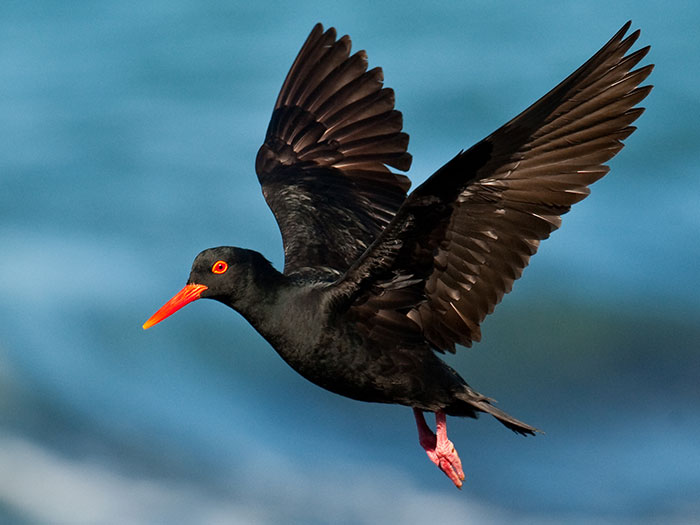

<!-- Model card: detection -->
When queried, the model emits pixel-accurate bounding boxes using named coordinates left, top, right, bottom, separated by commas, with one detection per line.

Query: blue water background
left=2, top=1, right=699, bottom=523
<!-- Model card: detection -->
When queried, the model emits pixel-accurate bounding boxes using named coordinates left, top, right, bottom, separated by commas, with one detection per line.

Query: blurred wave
left=2, top=1, right=699, bottom=523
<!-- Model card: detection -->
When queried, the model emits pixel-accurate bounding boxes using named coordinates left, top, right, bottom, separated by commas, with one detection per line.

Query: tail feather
left=452, top=389, right=539, bottom=436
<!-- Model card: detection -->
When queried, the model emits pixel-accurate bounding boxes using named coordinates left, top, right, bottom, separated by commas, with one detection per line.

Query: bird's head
left=143, top=246, right=261, bottom=329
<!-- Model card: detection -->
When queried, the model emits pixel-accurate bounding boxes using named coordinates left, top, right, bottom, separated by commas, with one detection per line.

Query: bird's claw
left=414, top=410, right=466, bottom=489
left=425, top=438, right=465, bottom=489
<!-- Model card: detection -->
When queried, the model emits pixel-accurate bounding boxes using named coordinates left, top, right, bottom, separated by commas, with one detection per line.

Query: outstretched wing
left=333, top=22, right=653, bottom=352
left=256, top=24, right=412, bottom=276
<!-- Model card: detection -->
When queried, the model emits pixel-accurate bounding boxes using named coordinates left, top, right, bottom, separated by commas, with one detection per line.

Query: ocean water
left=2, top=1, right=699, bottom=523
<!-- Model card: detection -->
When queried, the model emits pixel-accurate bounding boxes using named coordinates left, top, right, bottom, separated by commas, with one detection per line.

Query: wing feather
left=331, top=22, right=653, bottom=352
left=256, top=24, right=412, bottom=275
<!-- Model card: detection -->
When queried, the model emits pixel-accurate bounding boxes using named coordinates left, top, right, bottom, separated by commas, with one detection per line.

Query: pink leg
left=413, top=409, right=465, bottom=488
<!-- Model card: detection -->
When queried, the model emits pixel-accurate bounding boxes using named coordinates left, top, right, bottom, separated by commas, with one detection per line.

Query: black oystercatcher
left=144, top=22, right=652, bottom=488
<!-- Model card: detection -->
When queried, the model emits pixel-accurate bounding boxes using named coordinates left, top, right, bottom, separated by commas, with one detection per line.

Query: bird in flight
left=144, top=22, right=652, bottom=488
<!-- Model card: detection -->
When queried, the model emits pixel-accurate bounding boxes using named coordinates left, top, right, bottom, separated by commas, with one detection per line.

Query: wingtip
left=308, top=23, right=327, bottom=43
left=636, top=45, right=652, bottom=61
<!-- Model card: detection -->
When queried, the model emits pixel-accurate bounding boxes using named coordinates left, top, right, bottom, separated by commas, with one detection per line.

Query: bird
left=143, top=21, right=652, bottom=488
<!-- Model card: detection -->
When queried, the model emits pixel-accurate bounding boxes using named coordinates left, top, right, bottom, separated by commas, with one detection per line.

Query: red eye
left=212, top=260, right=228, bottom=274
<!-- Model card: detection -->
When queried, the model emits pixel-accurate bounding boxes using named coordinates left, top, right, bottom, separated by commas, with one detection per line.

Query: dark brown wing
left=333, top=22, right=653, bottom=352
left=256, top=24, right=412, bottom=276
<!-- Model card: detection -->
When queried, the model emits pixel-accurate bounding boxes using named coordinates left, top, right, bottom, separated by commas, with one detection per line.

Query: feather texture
left=333, top=21, right=653, bottom=352
left=256, top=24, right=412, bottom=275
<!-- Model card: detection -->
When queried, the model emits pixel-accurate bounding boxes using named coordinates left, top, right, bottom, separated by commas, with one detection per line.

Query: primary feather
left=332, top=21, right=652, bottom=353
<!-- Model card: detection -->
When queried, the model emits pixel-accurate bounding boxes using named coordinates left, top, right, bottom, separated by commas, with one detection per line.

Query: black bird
left=144, top=22, right=652, bottom=488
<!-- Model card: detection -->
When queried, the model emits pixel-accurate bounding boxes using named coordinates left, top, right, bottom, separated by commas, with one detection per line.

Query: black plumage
left=144, top=22, right=653, bottom=487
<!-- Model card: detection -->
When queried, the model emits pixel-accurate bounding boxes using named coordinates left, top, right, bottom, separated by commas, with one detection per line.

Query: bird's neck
left=218, top=260, right=329, bottom=360
left=218, top=256, right=286, bottom=322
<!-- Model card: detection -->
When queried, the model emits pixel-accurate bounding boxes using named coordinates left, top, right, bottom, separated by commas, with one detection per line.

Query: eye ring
left=212, top=260, right=228, bottom=274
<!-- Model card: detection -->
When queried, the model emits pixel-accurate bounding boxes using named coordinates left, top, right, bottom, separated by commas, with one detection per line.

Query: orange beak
left=143, top=283, right=208, bottom=330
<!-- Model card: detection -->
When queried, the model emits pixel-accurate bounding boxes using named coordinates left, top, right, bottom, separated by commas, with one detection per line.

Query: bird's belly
left=273, top=333, right=446, bottom=407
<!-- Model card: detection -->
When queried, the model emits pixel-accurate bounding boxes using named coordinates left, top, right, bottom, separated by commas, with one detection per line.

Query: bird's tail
left=451, top=387, right=539, bottom=436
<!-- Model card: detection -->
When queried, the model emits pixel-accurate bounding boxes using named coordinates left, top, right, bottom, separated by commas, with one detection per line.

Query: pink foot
left=413, top=409, right=465, bottom=488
